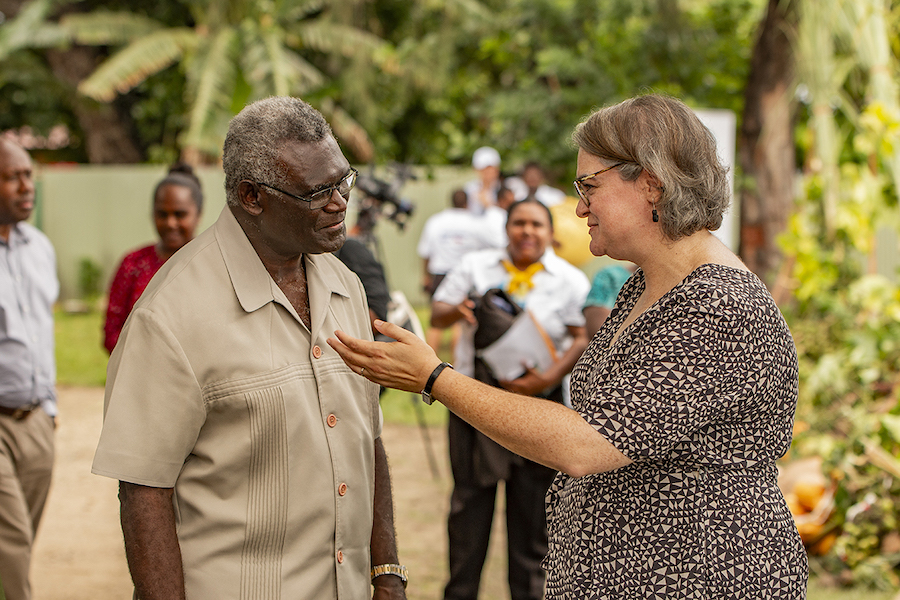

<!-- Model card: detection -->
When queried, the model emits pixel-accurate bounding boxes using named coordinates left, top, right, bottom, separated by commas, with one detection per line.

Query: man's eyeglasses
left=573, top=163, right=622, bottom=205
left=257, top=167, right=358, bottom=210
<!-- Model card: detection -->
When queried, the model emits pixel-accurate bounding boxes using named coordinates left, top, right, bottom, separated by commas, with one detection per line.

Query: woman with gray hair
left=329, top=93, right=807, bottom=598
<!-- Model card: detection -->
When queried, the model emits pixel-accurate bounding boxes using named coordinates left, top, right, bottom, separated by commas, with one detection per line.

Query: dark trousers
left=443, top=416, right=555, bottom=600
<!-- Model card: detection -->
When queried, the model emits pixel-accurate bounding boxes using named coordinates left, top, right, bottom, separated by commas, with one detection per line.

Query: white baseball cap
left=472, top=146, right=501, bottom=170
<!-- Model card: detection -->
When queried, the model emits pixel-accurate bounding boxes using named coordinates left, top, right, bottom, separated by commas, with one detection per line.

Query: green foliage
left=366, top=0, right=763, bottom=179
left=0, top=0, right=764, bottom=168
left=77, top=257, right=104, bottom=301
left=783, top=99, right=900, bottom=590
left=59, top=0, right=402, bottom=161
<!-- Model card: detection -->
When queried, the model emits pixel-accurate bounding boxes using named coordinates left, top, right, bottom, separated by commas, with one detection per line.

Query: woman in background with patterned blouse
left=103, top=164, right=203, bottom=353
left=329, top=93, right=808, bottom=599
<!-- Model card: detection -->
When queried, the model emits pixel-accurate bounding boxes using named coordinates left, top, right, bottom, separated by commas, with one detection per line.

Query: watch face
left=421, top=392, right=434, bottom=405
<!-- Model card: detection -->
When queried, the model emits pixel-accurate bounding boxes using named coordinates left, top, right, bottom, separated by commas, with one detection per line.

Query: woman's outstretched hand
left=328, top=320, right=443, bottom=393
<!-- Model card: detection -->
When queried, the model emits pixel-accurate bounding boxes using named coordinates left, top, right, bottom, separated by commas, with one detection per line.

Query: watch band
left=371, top=563, right=408, bottom=588
left=421, top=361, right=453, bottom=404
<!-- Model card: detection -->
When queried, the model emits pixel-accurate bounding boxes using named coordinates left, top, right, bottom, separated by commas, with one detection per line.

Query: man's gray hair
left=222, top=96, right=333, bottom=206
left=572, top=93, right=730, bottom=241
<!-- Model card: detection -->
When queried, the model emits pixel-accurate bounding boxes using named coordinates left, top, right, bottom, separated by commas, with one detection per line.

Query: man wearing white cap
left=463, top=146, right=502, bottom=215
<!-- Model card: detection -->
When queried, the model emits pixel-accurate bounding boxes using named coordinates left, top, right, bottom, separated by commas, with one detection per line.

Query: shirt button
left=338, top=482, right=347, bottom=496
left=336, top=550, right=344, bottom=563
left=327, top=414, right=337, bottom=428
left=312, top=345, right=322, bottom=358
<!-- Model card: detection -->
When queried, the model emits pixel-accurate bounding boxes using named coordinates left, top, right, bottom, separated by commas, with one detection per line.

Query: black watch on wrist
left=421, top=362, right=453, bottom=405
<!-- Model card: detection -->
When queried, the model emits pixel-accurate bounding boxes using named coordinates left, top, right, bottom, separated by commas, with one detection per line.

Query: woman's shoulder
left=682, top=264, right=767, bottom=300
left=121, top=244, right=158, bottom=262
left=677, top=264, right=788, bottom=334
left=114, top=244, right=160, bottom=273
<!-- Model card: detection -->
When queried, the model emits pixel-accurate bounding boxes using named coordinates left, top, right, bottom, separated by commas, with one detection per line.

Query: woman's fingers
left=330, top=318, right=447, bottom=394
left=372, top=319, right=414, bottom=343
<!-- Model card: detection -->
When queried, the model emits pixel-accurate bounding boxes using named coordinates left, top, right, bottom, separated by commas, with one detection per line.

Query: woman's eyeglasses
left=573, top=163, right=622, bottom=205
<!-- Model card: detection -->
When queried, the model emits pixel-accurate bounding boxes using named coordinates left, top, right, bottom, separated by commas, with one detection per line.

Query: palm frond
left=181, top=26, right=240, bottom=157
left=78, top=28, right=198, bottom=101
left=283, top=49, right=326, bottom=92
left=61, top=11, right=165, bottom=46
left=316, top=97, right=373, bottom=162
left=277, top=0, right=327, bottom=23
left=289, top=21, right=400, bottom=75
left=0, top=0, right=69, bottom=58
left=261, top=27, right=297, bottom=96
left=428, top=0, right=493, bottom=22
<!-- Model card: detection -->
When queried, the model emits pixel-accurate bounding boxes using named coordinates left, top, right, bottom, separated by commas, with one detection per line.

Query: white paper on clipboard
left=476, top=310, right=557, bottom=381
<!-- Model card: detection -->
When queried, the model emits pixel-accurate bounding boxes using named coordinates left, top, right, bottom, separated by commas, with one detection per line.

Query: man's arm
left=119, top=481, right=186, bottom=600
left=370, top=437, right=406, bottom=599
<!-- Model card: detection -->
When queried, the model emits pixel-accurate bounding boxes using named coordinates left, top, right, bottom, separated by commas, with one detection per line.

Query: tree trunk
left=44, top=47, right=144, bottom=164
left=2, top=0, right=143, bottom=163
left=738, top=0, right=797, bottom=287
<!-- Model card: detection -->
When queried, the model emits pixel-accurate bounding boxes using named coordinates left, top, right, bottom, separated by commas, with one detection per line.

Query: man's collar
left=214, top=206, right=351, bottom=315
left=0, top=222, right=30, bottom=246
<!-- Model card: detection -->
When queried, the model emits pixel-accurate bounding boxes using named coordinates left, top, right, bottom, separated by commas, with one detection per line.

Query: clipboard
left=476, top=310, right=557, bottom=381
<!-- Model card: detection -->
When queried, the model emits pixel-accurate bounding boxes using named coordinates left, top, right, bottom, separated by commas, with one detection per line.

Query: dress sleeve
left=103, top=256, right=135, bottom=354
left=93, top=307, right=206, bottom=487
left=579, top=302, right=750, bottom=462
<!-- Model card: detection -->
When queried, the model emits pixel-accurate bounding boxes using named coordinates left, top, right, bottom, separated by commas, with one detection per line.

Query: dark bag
left=472, top=288, right=521, bottom=351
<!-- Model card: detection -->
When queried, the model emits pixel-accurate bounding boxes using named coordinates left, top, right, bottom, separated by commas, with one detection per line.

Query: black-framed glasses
left=573, top=163, right=623, bottom=205
left=257, top=167, right=358, bottom=210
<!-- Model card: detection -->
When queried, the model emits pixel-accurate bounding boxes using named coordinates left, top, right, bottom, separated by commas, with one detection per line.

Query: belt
left=0, top=403, right=40, bottom=420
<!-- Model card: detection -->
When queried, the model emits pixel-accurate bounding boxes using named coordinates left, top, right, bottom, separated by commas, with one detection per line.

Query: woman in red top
left=103, top=164, right=203, bottom=353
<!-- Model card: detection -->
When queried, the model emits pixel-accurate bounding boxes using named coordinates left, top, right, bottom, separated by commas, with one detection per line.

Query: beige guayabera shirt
left=93, top=207, right=381, bottom=599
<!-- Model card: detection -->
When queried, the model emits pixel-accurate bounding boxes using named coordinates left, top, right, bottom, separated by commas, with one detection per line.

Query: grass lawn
left=808, top=577, right=896, bottom=600
left=55, top=308, right=108, bottom=387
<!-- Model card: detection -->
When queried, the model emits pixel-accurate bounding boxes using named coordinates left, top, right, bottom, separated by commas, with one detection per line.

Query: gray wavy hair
left=222, top=96, right=333, bottom=207
left=572, top=94, right=730, bottom=241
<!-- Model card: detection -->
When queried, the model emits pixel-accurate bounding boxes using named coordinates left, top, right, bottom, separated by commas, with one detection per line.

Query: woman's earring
left=652, top=208, right=659, bottom=223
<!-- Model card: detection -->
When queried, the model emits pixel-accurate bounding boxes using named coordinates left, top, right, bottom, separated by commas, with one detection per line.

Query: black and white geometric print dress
left=543, top=264, right=808, bottom=599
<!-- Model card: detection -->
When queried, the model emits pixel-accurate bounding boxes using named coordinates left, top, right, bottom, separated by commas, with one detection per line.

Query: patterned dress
left=103, top=245, right=165, bottom=353
left=544, top=264, right=808, bottom=599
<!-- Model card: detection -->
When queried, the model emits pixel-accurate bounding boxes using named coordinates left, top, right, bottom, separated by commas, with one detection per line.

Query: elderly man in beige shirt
left=93, top=97, right=407, bottom=599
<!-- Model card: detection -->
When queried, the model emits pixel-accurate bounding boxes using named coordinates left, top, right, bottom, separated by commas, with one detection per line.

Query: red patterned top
left=103, top=245, right=165, bottom=353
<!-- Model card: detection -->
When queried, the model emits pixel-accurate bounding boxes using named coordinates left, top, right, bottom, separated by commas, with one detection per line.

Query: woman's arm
left=430, top=300, right=475, bottom=329
left=329, top=321, right=630, bottom=478
left=103, top=260, right=133, bottom=354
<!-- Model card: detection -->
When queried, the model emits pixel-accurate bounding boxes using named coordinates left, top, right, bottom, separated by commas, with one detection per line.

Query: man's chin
left=315, top=229, right=346, bottom=254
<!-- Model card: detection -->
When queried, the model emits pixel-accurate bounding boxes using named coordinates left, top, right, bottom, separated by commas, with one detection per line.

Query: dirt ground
left=31, top=386, right=513, bottom=600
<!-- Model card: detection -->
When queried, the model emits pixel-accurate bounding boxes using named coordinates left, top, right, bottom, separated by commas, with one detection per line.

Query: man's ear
left=237, top=181, right=263, bottom=216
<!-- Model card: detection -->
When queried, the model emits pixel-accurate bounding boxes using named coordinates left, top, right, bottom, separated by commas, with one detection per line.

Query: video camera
left=354, top=164, right=416, bottom=233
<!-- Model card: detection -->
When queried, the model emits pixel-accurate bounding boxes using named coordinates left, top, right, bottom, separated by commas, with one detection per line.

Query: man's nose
left=323, top=188, right=348, bottom=211
left=18, top=173, right=33, bottom=193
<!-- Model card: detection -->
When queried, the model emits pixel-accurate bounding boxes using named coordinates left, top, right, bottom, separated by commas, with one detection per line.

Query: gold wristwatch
left=371, top=563, right=408, bottom=588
